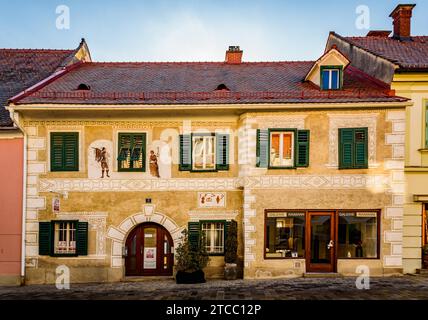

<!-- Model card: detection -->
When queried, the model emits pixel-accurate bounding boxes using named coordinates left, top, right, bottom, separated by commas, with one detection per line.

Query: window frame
left=50, top=132, right=79, bottom=172
left=425, top=100, right=428, bottom=149
left=268, top=128, right=297, bottom=169
left=117, top=132, right=147, bottom=172
left=191, top=133, right=217, bottom=172
left=51, top=220, right=79, bottom=257
left=199, top=220, right=226, bottom=256
left=320, top=65, right=343, bottom=90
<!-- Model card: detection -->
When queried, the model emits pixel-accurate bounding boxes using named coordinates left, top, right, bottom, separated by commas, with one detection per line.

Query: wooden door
left=306, top=212, right=336, bottom=272
left=125, top=223, right=173, bottom=276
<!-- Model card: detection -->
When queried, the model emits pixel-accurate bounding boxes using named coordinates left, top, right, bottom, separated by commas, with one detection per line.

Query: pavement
left=1, top=275, right=428, bottom=300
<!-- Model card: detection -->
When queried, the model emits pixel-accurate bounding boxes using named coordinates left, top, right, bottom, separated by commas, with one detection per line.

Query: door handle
left=327, top=240, right=334, bottom=250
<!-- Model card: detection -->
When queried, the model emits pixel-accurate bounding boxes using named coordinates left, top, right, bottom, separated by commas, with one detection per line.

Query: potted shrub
left=175, top=229, right=209, bottom=284
left=224, top=220, right=238, bottom=280
left=423, top=244, right=428, bottom=269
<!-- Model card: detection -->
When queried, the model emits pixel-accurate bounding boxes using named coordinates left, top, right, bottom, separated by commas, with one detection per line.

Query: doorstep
left=303, top=273, right=343, bottom=278
left=122, top=276, right=175, bottom=282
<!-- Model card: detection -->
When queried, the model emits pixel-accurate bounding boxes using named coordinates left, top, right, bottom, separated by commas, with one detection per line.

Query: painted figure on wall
left=149, top=149, right=160, bottom=178
left=93, top=147, right=110, bottom=178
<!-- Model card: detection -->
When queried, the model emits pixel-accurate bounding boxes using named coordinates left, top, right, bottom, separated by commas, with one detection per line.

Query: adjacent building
left=326, top=3, right=428, bottom=273
left=0, top=40, right=91, bottom=285
left=7, top=42, right=410, bottom=283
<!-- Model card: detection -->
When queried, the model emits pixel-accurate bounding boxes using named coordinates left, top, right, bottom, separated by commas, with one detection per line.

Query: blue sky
left=0, top=0, right=427, bottom=62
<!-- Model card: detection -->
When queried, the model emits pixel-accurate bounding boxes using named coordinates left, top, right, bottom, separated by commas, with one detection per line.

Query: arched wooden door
left=125, top=223, right=174, bottom=276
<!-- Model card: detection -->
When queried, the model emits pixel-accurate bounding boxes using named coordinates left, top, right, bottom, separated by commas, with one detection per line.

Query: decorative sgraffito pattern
left=383, top=110, right=406, bottom=268
left=39, top=174, right=390, bottom=192
left=327, top=113, right=379, bottom=168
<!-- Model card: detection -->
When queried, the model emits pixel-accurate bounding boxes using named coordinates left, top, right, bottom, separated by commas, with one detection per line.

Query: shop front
left=264, top=210, right=380, bottom=273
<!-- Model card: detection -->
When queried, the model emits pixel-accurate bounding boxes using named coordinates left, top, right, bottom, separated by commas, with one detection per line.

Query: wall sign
left=198, top=192, right=226, bottom=208
left=144, top=248, right=157, bottom=269
left=52, top=197, right=60, bottom=214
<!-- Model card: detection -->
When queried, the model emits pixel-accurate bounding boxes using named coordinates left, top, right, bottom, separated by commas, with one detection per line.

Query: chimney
left=225, top=46, right=243, bottom=64
left=389, top=4, right=416, bottom=40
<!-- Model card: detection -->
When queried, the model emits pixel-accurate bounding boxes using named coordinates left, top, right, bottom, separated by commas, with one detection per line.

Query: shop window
left=338, top=212, right=379, bottom=259
left=117, top=133, right=146, bottom=172
left=179, top=133, right=229, bottom=171
left=39, top=220, right=88, bottom=257
left=50, top=132, right=79, bottom=171
left=265, top=212, right=305, bottom=258
left=321, top=66, right=342, bottom=90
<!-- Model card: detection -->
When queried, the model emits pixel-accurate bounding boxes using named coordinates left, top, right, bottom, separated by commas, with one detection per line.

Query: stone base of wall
left=0, top=274, right=22, bottom=286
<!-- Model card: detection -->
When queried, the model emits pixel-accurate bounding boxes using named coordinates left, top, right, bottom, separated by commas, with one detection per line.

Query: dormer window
left=215, top=84, right=229, bottom=91
left=321, top=67, right=342, bottom=90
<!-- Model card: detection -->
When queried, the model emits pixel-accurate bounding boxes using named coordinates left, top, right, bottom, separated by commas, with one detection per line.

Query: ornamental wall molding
left=23, top=120, right=237, bottom=128
left=327, top=113, right=378, bottom=169
left=39, top=174, right=390, bottom=192
left=188, top=210, right=239, bottom=221
left=253, top=115, right=307, bottom=130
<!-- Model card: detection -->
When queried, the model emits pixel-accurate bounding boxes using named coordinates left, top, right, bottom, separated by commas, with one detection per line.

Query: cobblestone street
left=1, top=275, right=428, bottom=300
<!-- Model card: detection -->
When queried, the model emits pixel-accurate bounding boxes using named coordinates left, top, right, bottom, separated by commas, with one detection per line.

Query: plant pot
left=175, top=270, right=206, bottom=284
left=423, top=255, right=428, bottom=269
left=224, top=263, right=238, bottom=280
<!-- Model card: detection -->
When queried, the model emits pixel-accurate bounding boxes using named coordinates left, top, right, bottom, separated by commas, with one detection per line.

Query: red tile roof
left=13, top=61, right=405, bottom=105
left=0, top=48, right=76, bottom=127
left=331, top=32, right=428, bottom=71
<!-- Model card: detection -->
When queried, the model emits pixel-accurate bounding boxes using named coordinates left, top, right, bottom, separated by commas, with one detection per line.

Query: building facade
left=327, top=3, right=428, bottom=274
left=0, top=41, right=91, bottom=285
left=7, top=44, right=411, bottom=284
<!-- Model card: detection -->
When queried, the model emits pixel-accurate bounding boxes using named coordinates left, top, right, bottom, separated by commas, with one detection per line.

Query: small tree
left=176, top=229, right=209, bottom=272
left=224, top=220, right=238, bottom=264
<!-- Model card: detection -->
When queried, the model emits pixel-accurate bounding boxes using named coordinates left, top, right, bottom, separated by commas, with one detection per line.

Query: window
left=192, top=135, right=216, bottom=171
left=339, top=127, right=368, bottom=169
left=257, top=129, right=310, bottom=168
left=117, top=133, right=146, bottom=172
left=338, top=212, right=379, bottom=259
left=425, top=102, right=428, bottom=148
left=39, top=220, right=88, bottom=256
left=50, top=132, right=79, bottom=171
left=321, top=67, right=341, bottom=90
left=269, top=131, right=294, bottom=167
left=201, top=222, right=225, bottom=254
left=179, top=133, right=229, bottom=171
left=54, top=221, right=76, bottom=255
left=265, top=212, right=305, bottom=258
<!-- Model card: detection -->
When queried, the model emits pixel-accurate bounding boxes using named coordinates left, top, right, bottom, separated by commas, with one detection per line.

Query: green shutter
left=354, top=128, right=368, bottom=168
left=118, top=133, right=146, bottom=171
left=188, top=222, right=200, bottom=249
left=50, top=132, right=78, bottom=171
left=216, top=133, right=229, bottom=171
left=296, top=130, right=310, bottom=167
left=339, top=128, right=354, bottom=169
left=39, top=222, right=53, bottom=256
left=76, top=221, right=88, bottom=256
left=256, top=129, right=269, bottom=168
left=179, top=134, right=192, bottom=171
left=426, top=107, right=428, bottom=148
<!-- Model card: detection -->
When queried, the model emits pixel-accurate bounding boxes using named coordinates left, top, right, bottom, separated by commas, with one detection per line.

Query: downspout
left=8, top=107, right=27, bottom=285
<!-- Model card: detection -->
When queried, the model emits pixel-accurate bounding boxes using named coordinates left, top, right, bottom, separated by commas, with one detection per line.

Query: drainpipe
left=8, top=108, right=27, bottom=285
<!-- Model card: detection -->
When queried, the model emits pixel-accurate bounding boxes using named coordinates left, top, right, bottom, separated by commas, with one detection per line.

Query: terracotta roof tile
left=332, top=32, right=428, bottom=70
left=0, top=49, right=75, bottom=126
left=15, top=61, right=406, bottom=105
